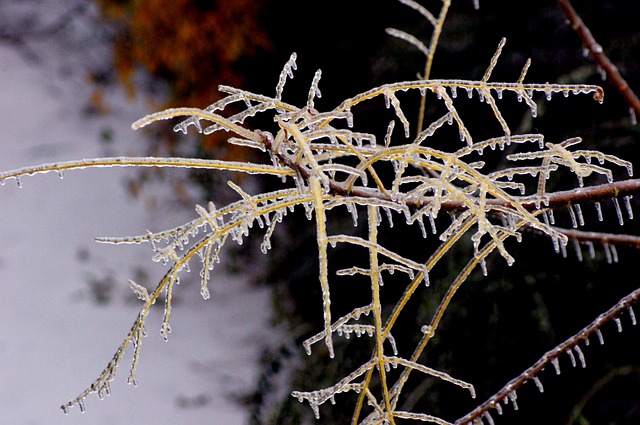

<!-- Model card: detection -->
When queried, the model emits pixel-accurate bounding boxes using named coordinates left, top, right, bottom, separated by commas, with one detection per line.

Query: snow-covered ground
left=0, top=12, right=273, bottom=425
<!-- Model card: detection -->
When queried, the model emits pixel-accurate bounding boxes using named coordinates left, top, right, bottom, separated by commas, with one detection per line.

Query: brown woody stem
left=557, top=0, right=640, bottom=117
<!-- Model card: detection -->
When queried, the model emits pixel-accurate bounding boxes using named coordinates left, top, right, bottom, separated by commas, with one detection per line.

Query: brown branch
left=544, top=226, right=640, bottom=250
left=557, top=0, right=640, bottom=118
left=263, top=129, right=640, bottom=249
left=455, top=286, right=640, bottom=425
left=422, top=179, right=640, bottom=214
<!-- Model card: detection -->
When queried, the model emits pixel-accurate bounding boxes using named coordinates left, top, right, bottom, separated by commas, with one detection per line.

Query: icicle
left=418, top=217, right=427, bottom=238
left=574, top=345, right=586, bottom=368
left=613, top=198, right=624, bottom=225
left=574, top=204, right=584, bottom=226
left=629, top=306, right=637, bottom=325
left=596, top=328, right=605, bottom=345
left=384, top=120, right=395, bottom=148
left=464, top=87, right=473, bottom=99
left=276, top=52, right=297, bottom=100
left=595, top=202, right=603, bottom=221
left=483, top=411, right=495, bottom=425
left=346, top=203, right=358, bottom=227
left=615, top=317, right=623, bottom=332
left=547, top=209, right=555, bottom=225
left=559, top=240, right=567, bottom=258
left=201, top=286, right=211, bottom=300
left=573, top=239, right=583, bottom=262
left=567, top=349, right=577, bottom=367
left=480, top=258, right=488, bottom=276
left=624, top=195, right=634, bottom=219
left=603, top=243, right=612, bottom=264
left=311, top=401, right=320, bottom=420
left=533, top=376, right=544, bottom=393
left=428, top=212, right=437, bottom=234
left=551, top=357, right=561, bottom=375
left=384, top=207, right=394, bottom=228
left=15, top=176, right=22, bottom=188
left=78, top=399, right=86, bottom=413
left=569, top=205, right=578, bottom=229
left=587, top=241, right=596, bottom=259
left=507, top=391, right=518, bottom=411
left=610, top=244, right=618, bottom=263
left=630, top=106, right=638, bottom=126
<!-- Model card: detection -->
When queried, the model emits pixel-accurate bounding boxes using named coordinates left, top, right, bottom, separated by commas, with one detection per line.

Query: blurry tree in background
left=94, top=0, right=271, bottom=109
left=94, top=0, right=271, bottom=163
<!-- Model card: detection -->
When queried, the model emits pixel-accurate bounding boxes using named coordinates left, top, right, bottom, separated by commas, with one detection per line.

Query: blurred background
left=1, top=1, right=639, bottom=424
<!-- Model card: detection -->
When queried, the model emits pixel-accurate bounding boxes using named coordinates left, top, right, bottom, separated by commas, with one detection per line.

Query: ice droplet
left=311, top=401, right=320, bottom=419
left=573, top=239, right=583, bottom=262
left=610, top=244, right=619, bottom=263
left=629, top=306, right=637, bottom=326
left=201, top=286, right=211, bottom=300
left=624, top=195, right=634, bottom=219
left=465, top=87, right=473, bottom=99
left=480, top=258, right=488, bottom=276
left=507, top=391, right=518, bottom=411
left=574, top=345, right=586, bottom=368
left=613, top=198, right=624, bottom=225
left=483, top=411, right=495, bottom=425
left=567, top=349, right=577, bottom=367
left=533, top=376, right=544, bottom=393
left=574, top=204, right=584, bottom=226
left=547, top=209, right=555, bottom=225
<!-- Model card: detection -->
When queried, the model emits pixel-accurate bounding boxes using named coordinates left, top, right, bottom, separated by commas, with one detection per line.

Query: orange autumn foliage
left=96, top=0, right=272, bottom=158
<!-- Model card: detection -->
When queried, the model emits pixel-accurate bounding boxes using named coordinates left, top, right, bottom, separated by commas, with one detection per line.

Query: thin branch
left=455, top=286, right=640, bottom=425
left=545, top=226, right=640, bottom=250
left=557, top=0, right=640, bottom=118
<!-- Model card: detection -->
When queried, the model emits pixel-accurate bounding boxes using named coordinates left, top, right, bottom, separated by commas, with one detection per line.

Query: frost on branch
left=3, top=6, right=638, bottom=423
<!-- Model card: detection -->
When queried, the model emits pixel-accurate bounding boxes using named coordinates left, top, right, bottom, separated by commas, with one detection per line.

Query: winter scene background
left=0, top=2, right=275, bottom=424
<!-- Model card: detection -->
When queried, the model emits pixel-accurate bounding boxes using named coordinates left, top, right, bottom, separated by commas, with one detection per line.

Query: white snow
left=0, top=21, right=272, bottom=425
